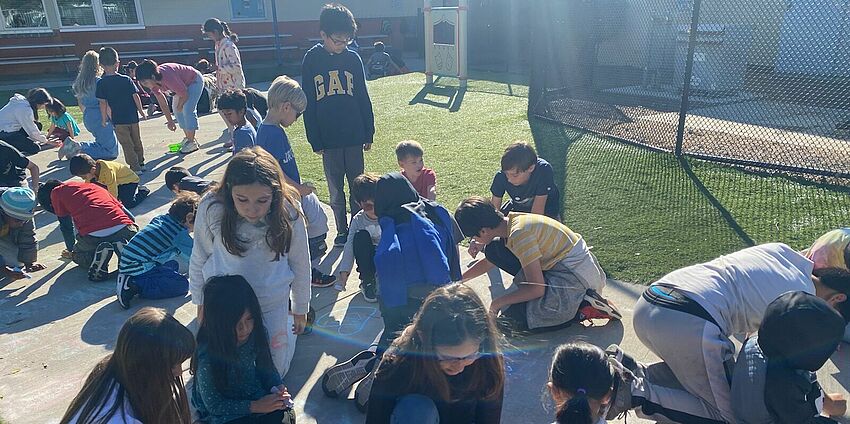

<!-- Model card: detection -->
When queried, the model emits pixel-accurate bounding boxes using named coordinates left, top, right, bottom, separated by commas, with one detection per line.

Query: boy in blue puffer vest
left=320, top=172, right=462, bottom=412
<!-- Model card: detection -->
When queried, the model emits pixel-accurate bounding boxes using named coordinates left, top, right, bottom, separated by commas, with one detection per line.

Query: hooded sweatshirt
left=301, top=44, right=375, bottom=152
left=731, top=291, right=844, bottom=424
left=373, top=173, right=462, bottom=307
left=0, top=94, right=47, bottom=144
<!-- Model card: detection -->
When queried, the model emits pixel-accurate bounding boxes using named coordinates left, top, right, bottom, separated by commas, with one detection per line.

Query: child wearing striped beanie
left=0, top=187, right=43, bottom=279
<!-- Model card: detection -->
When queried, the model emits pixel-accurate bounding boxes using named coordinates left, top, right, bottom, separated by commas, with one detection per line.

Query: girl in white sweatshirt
left=189, top=146, right=311, bottom=377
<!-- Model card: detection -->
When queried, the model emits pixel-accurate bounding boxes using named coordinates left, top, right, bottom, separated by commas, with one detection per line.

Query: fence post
left=270, top=0, right=283, bottom=66
left=675, top=0, right=702, bottom=157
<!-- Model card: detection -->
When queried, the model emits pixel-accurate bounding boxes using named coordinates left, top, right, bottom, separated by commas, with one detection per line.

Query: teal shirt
left=192, top=336, right=282, bottom=424
left=50, top=112, right=80, bottom=136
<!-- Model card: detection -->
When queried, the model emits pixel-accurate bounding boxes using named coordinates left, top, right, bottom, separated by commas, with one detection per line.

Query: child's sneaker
left=354, top=368, right=376, bottom=413
left=321, top=350, right=376, bottom=397
left=311, top=268, right=336, bottom=288
left=179, top=138, right=200, bottom=154
left=579, top=289, right=623, bottom=321
left=116, top=274, right=139, bottom=309
left=135, top=185, right=151, bottom=204
left=333, top=232, right=348, bottom=247
left=360, top=279, right=377, bottom=303
left=88, top=242, right=114, bottom=282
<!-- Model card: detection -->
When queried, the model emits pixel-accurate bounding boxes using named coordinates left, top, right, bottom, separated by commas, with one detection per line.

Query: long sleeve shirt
left=0, top=94, right=47, bottom=144
left=215, top=37, right=246, bottom=91
left=188, top=194, right=311, bottom=314
left=192, top=338, right=282, bottom=424
left=301, top=44, right=375, bottom=152
left=119, top=213, right=191, bottom=276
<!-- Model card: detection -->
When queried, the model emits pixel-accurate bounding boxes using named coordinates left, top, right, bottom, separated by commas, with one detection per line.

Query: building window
left=55, top=0, right=141, bottom=28
left=0, top=0, right=48, bottom=30
left=231, top=0, right=265, bottom=20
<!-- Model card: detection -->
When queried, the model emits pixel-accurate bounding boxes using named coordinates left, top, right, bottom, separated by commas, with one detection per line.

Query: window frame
left=53, top=0, right=145, bottom=31
left=0, top=0, right=51, bottom=33
left=229, top=0, right=268, bottom=22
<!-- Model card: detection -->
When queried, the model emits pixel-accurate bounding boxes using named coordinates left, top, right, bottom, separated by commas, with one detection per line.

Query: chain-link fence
left=528, top=0, right=850, bottom=180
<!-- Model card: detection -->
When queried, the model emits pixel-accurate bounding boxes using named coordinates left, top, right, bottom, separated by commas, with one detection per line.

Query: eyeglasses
left=328, top=35, right=353, bottom=46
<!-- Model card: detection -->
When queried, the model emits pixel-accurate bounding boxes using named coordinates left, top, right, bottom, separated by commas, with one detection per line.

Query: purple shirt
left=153, top=63, right=201, bottom=98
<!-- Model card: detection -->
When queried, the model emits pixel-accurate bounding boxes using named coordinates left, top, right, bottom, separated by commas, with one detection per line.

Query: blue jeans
left=174, top=77, right=204, bottom=131
left=391, top=394, right=440, bottom=424
left=81, top=107, right=119, bottom=159
left=131, top=260, right=188, bottom=299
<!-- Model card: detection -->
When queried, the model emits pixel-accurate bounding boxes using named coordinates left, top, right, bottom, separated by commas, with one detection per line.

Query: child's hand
left=166, top=121, right=177, bottom=131
left=468, top=241, right=483, bottom=258
left=824, top=392, right=847, bottom=417
left=101, top=120, right=108, bottom=127
left=272, top=385, right=294, bottom=408
left=364, top=143, right=372, bottom=151
left=296, top=184, right=314, bottom=197
left=250, top=393, right=286, bottom=414
left=138, top=112, right=147, bottom=121
left=292, top=314, right=307, bottom=334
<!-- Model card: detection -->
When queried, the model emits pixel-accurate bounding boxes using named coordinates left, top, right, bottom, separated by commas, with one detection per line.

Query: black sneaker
left=88, top=242, right=114, bottom=282
left=321, top=350, right=376, bottom=397
left=333, top=232, right=348, bottom=247
left=116, top=273, right=139, bottom=309
left=360, top=279, right=377, bottom=303
left=311, top=268, right=336, bottom=288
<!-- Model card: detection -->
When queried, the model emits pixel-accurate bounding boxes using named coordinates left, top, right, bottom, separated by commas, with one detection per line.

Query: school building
left=0, top=0, right=423, bottom=79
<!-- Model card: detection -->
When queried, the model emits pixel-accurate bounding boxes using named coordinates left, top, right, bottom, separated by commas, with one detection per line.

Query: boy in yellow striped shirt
left=69, top=153, right=150, bottom=208
left=455, top=196, right=620, bottom=332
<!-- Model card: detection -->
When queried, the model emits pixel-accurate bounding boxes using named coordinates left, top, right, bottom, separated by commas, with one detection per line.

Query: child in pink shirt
left=136, top=60, right=204, bottom=154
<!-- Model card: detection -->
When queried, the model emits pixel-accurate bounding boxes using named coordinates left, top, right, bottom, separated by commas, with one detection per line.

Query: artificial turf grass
left=64, top=72, right=848, bottom=283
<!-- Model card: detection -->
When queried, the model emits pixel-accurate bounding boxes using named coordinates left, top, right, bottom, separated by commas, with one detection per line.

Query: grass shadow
left=409, top=84, right=466, bottom=112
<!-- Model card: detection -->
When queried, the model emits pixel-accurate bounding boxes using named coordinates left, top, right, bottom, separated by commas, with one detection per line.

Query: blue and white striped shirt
left=119, top=214, right=192, bottom=276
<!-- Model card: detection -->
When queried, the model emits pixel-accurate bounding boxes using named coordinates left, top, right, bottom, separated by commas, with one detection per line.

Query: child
left=37, top=179, right=138, bottom=281
left=395, top=140, right=436, bottom=201
left=0, top=140, right=39, bottom=189
left=136, top=59, right=205, bottom=154
left=302, top=3, right=375, bottom=247
left=71, top=50, right=120, bottom=160
left=454, top=197, right=620, bottom=333
left=203, top=18, right=245, bottom=148
left=125, top=60, right=157, bottom=117
left=217, top=90, right=255, bottom=154
left=731, top=291, right=847, bottom=424
left=0, top=88, right=52, bottom=155
left=60, top=307, right=195, bottom=424
left=323, top=172, right=463, bottom=410
left=366, top=284, right=505, bottom=422
left=256, top=75, right=335, bottom=288
left=805, top=228, right=850, bottom=342
left=333, top=173, right=380, bottom=301
left=45, top=98, right=80, bottom=146
left=166, top=166, right=216, bottom=196
left=631, top=245, right=850, bottom=423
left=244, top=87, right=268, bottom=120
left=69, top=153, right=150, bottom=208
left=490, top=141, right=561, bottom=218
left=116, top=192, right=199, bottom=309
left=191, top=275, right=296, bottom=424
left=366, top=41, right=400, bottom=79
left=94, top=47, right=147, bottom=172
left=189, top=147, right=311, bottom=377
left=0, top=187, right=44, bottom=280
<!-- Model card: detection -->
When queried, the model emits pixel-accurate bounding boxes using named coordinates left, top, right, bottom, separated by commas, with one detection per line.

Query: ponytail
left=555, top=389, right=593, bottom=424
left=549, top=343, right=614, bottom=424
left=220, top=21, right=239, bottom=43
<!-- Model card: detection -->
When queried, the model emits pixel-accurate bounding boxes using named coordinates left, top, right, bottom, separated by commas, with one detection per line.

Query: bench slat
left=0, top=56, right=78, bottom=65
left=91, top=39, right=194, bottom=46
left=0, top=43, right=75, bottom=51
left=120, top=50, right=198, bottom=59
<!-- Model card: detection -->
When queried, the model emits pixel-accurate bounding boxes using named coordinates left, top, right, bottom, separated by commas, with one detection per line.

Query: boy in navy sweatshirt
left=302, top=3, right=375, bottom=246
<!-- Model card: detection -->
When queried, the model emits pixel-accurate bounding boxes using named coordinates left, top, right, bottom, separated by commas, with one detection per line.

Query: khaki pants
left=114, top=123, right=145, bottom=171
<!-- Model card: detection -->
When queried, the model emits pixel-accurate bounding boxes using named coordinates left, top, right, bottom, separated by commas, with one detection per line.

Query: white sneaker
left=179, top=138, right=199, bottom=154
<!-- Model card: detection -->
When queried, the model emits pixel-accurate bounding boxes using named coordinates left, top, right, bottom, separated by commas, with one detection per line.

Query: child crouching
left=116, top=192, right=199, bottom=309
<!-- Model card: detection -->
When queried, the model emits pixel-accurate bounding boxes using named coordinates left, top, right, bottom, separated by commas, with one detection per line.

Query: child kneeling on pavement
left=116, top=192, right=199, bottom=309
left=37, top=180, right=137, bottom=281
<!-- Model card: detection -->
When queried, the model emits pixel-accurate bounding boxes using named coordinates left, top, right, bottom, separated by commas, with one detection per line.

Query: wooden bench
left=90, top=38, right=197, bottom=62
left=0, top=43, right=78, bottom=70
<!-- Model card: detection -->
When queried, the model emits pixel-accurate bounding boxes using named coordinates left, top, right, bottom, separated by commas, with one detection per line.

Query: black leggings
left=353, top=230, right=376, bottom=282
left=0, top=123, right=42, bottom=155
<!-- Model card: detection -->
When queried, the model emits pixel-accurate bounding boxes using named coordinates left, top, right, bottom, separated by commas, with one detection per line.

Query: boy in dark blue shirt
left=257, top=75, right=335, bottom=288
left=302, top=3, right=375, bottom=246
left=217, top=90, right=256, bottom=155
left=95, top=47, right=147, bottom=172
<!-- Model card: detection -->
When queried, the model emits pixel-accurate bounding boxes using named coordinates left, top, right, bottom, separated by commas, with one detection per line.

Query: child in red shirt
left=37, top=180, right=137, bottom=281
left=395, top=140, right=437, bottom=201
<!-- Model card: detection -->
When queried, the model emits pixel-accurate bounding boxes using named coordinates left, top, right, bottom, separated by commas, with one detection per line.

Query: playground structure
left=424, top=0, right=469, bottom=87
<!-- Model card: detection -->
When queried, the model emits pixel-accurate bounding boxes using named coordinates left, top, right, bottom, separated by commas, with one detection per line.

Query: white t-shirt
left=654, top=243, right=815, bottom=336
left=70, top=384, right=141, bottom=424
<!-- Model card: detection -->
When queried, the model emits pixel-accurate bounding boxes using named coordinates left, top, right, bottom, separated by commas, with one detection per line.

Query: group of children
left=1, top=2, right=846, bottom=424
